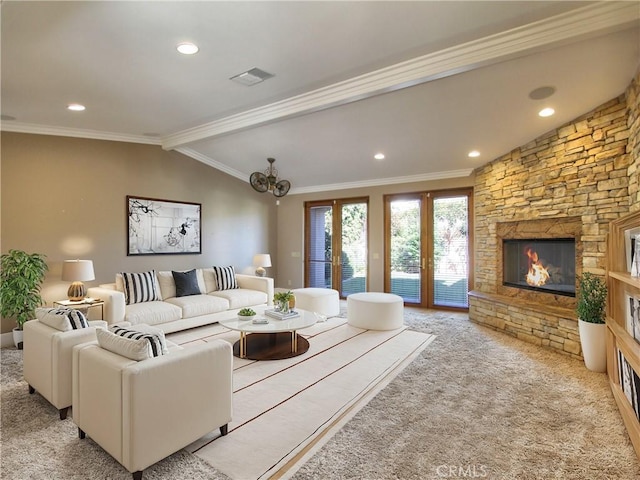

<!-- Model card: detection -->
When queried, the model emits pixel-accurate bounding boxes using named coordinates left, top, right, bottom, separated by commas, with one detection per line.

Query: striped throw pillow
left=109, top=325, right=167, bottom=357
left=36, top=307, right=89, bottom=331
left=120, top=270, right=160, bottom=305
left=212, top=265, right=238, bottom=291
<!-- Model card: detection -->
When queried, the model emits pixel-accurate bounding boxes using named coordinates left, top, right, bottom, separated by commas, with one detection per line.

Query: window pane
left=340, top=202, right=367, bottom=296
left=433, top=196, right=469, bottom=308
left=308, top=206, right=332, bottom=288
left=390, top=199, right=421, bottom=303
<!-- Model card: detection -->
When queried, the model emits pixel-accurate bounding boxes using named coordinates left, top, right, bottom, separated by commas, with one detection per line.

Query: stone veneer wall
left=470, top=68, right=640, bottom=360
left=628, top=69, right=640, bottom=213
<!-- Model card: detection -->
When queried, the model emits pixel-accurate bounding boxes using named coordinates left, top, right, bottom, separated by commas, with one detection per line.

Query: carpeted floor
left=2, top=309, right=640, bottom=479
left=291, top=309, right=640, bottom=480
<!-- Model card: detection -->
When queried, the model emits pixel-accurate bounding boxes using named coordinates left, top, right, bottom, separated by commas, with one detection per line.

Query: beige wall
left=277, top=176, right=475, bottom=292
left=1, top=132, right=277, bottom=333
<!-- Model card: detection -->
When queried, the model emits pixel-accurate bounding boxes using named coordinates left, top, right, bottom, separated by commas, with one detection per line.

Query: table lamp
left=253, top=254, right=272, bottom=277
left=61, top=259, right=95, bottom=301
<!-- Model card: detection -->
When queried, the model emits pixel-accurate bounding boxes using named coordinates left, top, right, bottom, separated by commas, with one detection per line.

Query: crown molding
left=174, top=147, right=247, bottom=181
left=161, top=2, right=639, bottom=150
left=0, top=122, right=160, bottom=145
left=288, top=169, right=475, bottom=195
left=175, top=147, right=473, bottom=194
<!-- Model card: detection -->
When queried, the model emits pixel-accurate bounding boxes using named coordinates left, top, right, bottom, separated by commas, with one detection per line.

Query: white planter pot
left=578, top=319, right=607, bottom=373
left=12, top=327, right=23, bottom=350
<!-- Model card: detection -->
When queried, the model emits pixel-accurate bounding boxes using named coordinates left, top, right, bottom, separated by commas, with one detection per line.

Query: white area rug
left=167, top=317, right=435, bottom=480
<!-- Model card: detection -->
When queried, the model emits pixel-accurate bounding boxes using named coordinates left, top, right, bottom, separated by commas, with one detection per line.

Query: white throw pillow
left=109, top=324, right=169, bottom=355
left=36, top=307, right=89, bottom=331
left=96, top=327, right=167, bottom=361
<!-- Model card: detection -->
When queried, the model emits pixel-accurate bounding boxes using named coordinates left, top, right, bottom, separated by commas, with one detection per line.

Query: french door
left=305, top=198, right=368, bottom=297
left=384, top=189, right=472, bottom=309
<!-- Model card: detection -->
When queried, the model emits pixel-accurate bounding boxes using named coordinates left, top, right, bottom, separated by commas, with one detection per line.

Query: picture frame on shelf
left=624, top=227, right=640, bottom=274
left=127, top=196, right=201, bottom=256
left=619, top=349, right=640, bottom=422
left=625, top=293, right=640, bottom=343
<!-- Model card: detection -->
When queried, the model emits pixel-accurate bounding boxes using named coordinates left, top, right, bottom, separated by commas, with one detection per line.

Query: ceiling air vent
left=230, top=67, right=274, bottom=86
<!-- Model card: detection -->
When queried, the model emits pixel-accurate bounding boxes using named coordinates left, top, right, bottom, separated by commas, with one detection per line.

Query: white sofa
left=73, top=337, right=232, bottom=480
left=88, top=269, right=273, bottom=333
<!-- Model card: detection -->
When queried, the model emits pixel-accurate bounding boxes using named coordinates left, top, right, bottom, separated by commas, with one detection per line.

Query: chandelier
left=249, top=158, right=291, bottom=197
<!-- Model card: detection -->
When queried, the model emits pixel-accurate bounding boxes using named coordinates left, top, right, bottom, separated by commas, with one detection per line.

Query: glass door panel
left=433, top=195, right=469, bottom=308
left=388, top=198, right=422, bottom=303
left=307, top=205, right=332, bottom=288
left=340, top=202, right=368, bottom=297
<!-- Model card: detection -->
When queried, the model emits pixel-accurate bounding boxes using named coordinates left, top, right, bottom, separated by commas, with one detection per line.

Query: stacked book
left=264, top=309, right=300, bottom=320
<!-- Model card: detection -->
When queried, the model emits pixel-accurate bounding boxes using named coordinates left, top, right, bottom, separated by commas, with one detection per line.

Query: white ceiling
left=2, top=1, right=639, bottom=194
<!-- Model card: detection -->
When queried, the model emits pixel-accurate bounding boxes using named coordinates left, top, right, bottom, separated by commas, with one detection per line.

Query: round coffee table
left=220, top=309, right=317, bottom=360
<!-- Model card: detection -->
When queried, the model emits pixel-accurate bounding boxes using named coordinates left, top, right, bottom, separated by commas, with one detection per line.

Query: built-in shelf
left=606, top=210, right=640, bottom=459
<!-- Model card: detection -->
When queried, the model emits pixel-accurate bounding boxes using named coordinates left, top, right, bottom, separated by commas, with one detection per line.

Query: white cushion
left=96, top=328, right=166, bottom=361
left=209, top=288, right=268, bottom=309
left=35, top=307, right=89, bottom=331
left=109, top=324, right=169, bottom=356
left=124, top=301, right=182, bottom=326
left=120, top=271, right=162, bottom=305
left=165, top=295, right=229, bottom=318
left=200, top=268, right=218, bottom=293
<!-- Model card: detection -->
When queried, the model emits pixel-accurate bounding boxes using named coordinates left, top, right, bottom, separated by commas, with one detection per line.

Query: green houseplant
left=0, top=249, right=48, bottom=348
left=273, top=291, right=295, bottom=313
left=576, top=272, right=608, bottom=372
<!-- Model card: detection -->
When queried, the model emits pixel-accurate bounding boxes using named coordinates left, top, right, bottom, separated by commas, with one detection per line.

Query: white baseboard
left=1, top=331, right=16, bottom=348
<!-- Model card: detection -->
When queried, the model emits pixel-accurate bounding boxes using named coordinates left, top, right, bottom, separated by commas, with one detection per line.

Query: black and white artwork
left=619, top=349, right=640, bottom=422
left=127, top=196, right=201, bottom=255
left=626, top=294, right=640, bottom=343
left=625, top=228, right=640, bottom=275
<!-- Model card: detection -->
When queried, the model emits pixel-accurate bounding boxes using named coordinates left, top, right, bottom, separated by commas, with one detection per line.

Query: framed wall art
left=127, top=196, right=201, bottom=255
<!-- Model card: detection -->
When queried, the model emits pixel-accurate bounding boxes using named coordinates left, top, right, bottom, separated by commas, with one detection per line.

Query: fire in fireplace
left=503, top=238, right=576, bottom=297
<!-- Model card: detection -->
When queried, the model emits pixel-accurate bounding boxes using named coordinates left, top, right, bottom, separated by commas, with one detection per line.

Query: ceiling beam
left=161, top=2, right=639, bottom=151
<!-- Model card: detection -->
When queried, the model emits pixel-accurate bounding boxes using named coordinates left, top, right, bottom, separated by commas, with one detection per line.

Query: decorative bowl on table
left=238, top=308, right=256, bottom=321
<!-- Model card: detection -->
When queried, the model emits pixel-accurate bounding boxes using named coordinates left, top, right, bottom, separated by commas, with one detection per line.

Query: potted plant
left=238, top=308, right=256, bottom=321
left=576, top=272, right=608, bottom=372
left=0, top=249, right=48, bottom=349
left=273, top=291, right=295, bottom=313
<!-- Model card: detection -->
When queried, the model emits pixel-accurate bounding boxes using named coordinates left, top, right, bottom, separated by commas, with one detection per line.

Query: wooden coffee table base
left=232, top=332, right=310, bottom=360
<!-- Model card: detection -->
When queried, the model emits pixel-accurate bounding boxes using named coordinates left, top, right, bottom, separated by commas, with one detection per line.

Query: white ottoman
left=292, top=288, right=340, bottom=317
left=347, top=292, right=404, bottom=330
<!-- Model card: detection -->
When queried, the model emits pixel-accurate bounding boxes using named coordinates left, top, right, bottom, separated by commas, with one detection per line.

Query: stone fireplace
left=468, top=91, right=635, bottom=360
left=495, top=217, right=582, bottom=310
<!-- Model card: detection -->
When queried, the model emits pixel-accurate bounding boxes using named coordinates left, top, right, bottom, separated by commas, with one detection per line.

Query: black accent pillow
left=172, top=269, right=201, bottom=297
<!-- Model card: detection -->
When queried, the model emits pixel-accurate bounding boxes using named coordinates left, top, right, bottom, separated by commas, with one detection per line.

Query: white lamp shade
left=253, top=254, right=272, bottom=268
left=61, top=260, right=95, bottom=282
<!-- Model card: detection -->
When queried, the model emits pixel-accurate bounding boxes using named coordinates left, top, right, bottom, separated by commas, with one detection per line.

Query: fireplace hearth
left=503, top=238, right=576, bottom=297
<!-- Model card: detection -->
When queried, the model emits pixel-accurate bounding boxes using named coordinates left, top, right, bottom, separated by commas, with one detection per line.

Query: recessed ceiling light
left=67, top=103, right=85, bottom=111
left=468, top=150, right=480, bottom=158
left=177, top=42, right=199, bottom=55
left=374, top=153, right=385, bottom=160
left=539, top=107, right=555, bottom=117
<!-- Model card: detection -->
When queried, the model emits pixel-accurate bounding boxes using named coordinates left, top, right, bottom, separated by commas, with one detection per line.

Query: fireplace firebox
left=503, top=238, right=576, bottom=297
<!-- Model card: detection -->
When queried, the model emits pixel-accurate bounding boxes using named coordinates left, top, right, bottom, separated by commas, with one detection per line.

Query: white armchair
left=23, top=318, right=107, bottom=419
left=72, top=339, right=233, bottom=480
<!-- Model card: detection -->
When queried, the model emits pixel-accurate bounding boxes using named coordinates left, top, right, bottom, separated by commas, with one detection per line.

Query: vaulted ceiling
left=2, top=1, right=639, bottom=194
